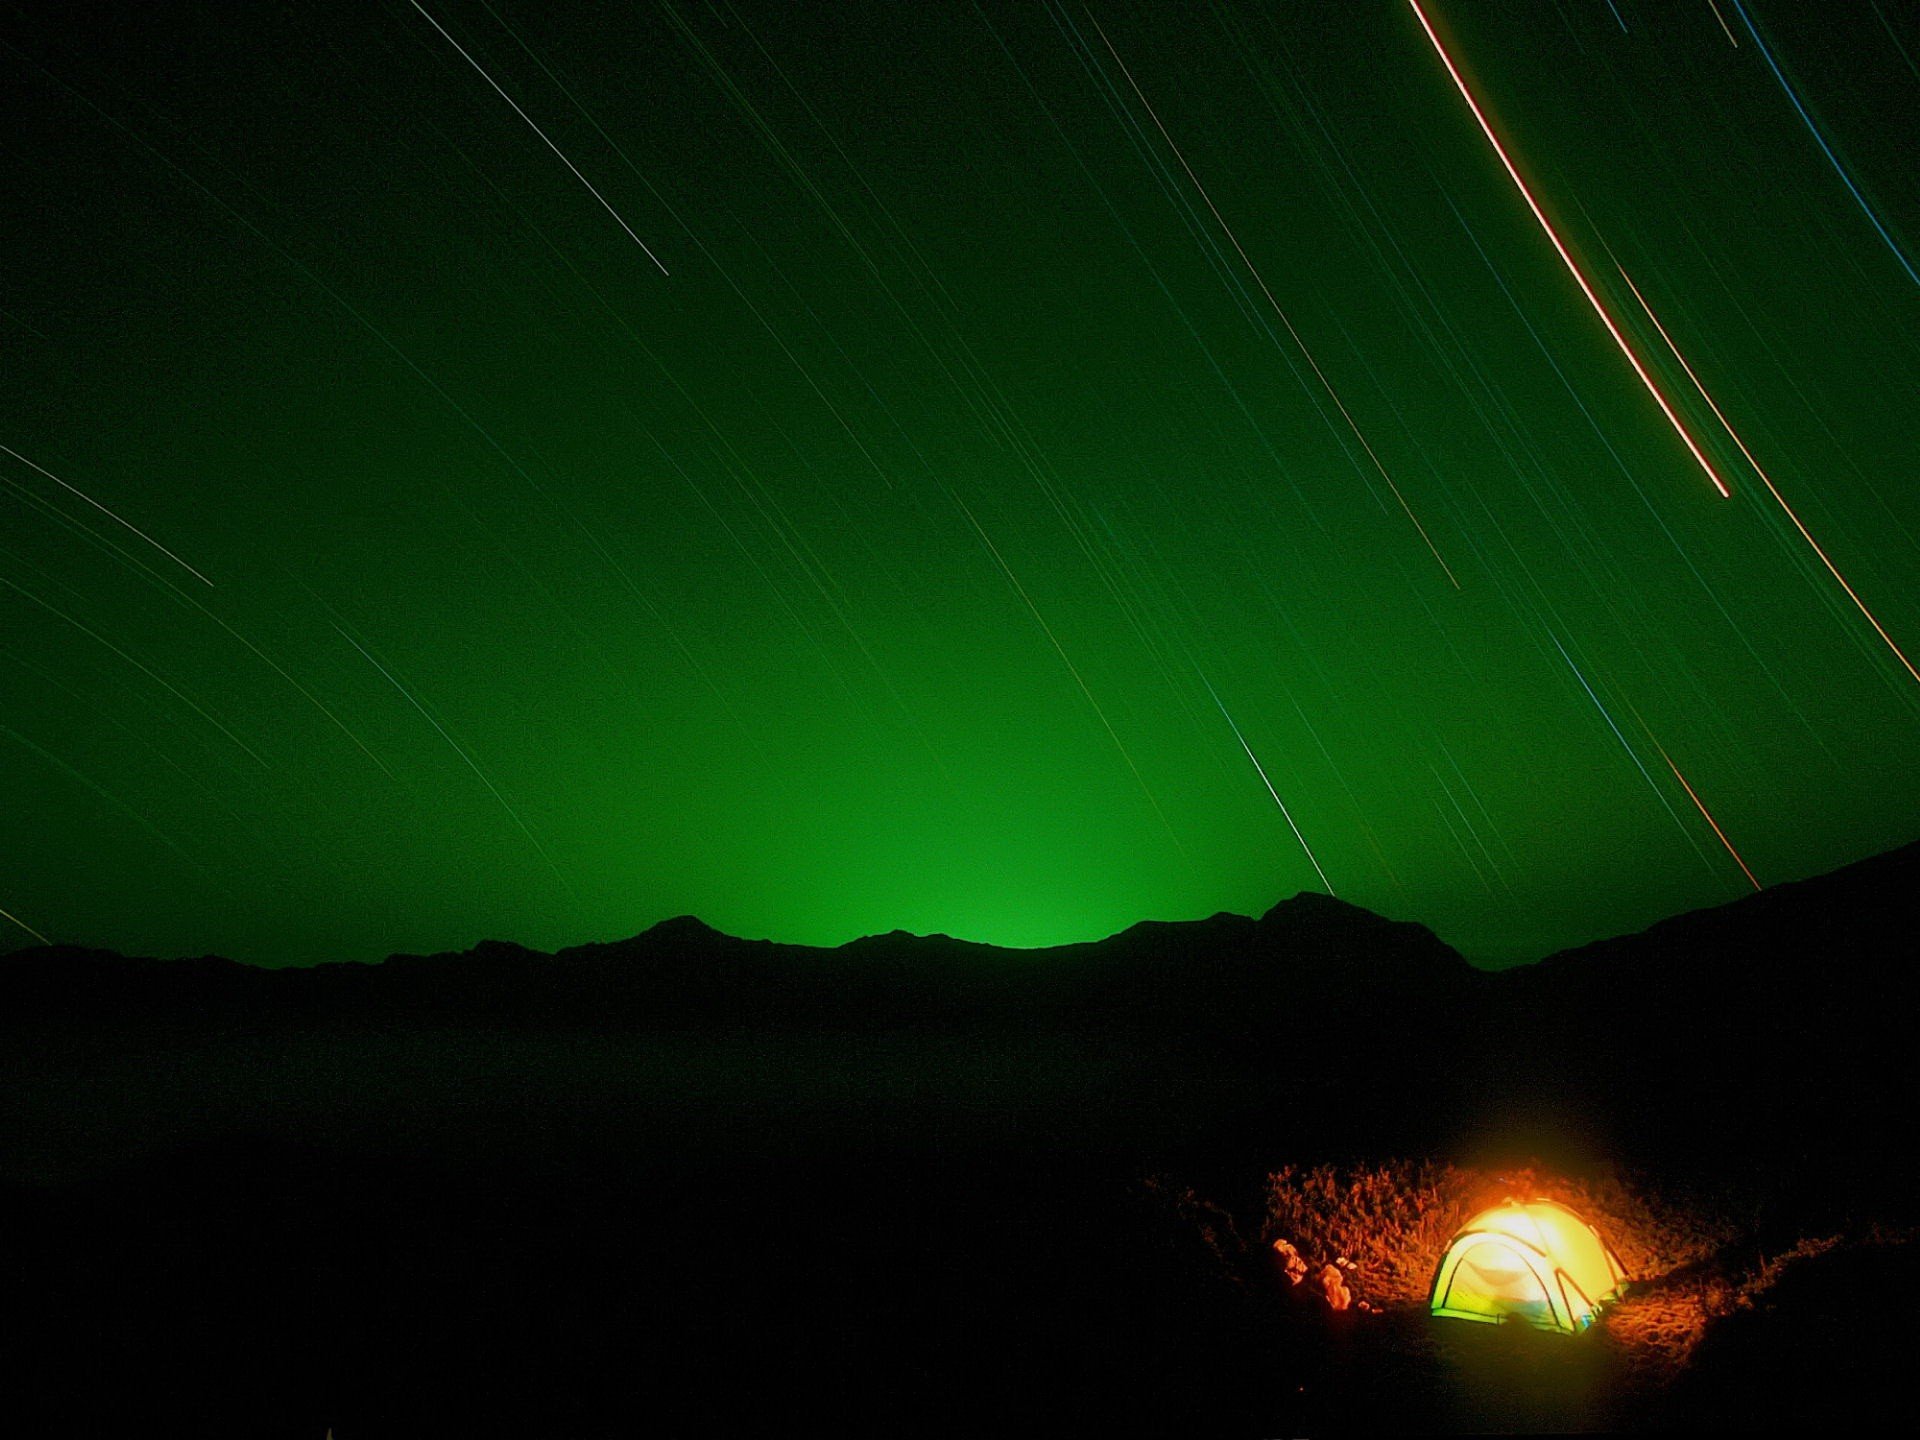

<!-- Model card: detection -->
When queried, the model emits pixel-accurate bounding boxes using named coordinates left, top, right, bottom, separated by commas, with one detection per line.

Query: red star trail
left=1407, top=0, right=1737, bottom=500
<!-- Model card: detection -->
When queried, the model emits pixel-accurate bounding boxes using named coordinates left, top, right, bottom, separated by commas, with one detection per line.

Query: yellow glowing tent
left=1429, top=1199, right=1626, bottom=1332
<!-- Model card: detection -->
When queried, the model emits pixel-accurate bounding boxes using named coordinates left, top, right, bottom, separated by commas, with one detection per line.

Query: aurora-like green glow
left=2, top=1, right=1916, bottom=965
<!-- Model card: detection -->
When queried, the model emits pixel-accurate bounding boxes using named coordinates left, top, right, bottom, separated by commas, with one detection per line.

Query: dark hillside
left=4, top=842, right=1915, bottom=1433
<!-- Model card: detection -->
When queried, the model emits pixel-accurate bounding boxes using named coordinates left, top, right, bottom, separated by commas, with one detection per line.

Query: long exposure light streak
left=2, top=443, right=213, bottom=586
left=1201, top=676, right=1335, bottom=895
left=1729, top=0, right=1919, bottom=288
left=1, top=574, right=268, bottom=766
left=406, top=0, right=669, bottom=275
left=334, top=625, right=574, bottom=893
left=1649, top=735, right=1761, bottom=890
left=1706, top=0, right=1740, bottom=49
left=0, top=902, right=50, bottom=945
left=1089, top=12, right=1461, bottom=587
left=949, top=491, right=1195, bottom=873
left=1406, top=0, right=1736, bottom=499
left=1617, top=265, right=1920, bottom=688
left=1545, top=630, right=1717, bottom=875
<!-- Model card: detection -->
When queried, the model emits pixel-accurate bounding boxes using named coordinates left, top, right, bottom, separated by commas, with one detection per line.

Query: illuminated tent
left=1429, top=1199, right=1627, bottom=1332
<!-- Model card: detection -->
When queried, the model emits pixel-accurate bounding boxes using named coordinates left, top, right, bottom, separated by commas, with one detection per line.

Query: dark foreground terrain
left=5, top=841, right=1917, bottom=1435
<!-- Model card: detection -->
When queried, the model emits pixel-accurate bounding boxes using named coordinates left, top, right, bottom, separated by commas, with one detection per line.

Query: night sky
left=4, top=0, right=1917, bottom=966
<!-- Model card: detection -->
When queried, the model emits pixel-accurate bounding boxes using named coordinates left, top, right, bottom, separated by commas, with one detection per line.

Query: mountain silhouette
left=5, top=839, right=1915, bottom=1177
left=4, top=840, right=1917, bottom=1436
left=1, top=882, right=1478, bottom=1052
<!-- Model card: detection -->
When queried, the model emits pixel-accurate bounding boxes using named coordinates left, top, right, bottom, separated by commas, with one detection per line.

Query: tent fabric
left=1429, top=1199, right=1626, bottom=1332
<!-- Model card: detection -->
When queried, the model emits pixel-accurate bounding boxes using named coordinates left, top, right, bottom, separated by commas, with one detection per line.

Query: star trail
left=2, top=1, right=1916, bottom=965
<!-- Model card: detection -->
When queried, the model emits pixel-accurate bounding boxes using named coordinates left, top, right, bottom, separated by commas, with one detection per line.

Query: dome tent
left=1429, top=1199, right=1627, bottom=1332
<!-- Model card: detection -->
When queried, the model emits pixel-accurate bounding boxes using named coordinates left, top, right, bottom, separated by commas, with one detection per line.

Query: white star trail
left=2, top=443, right=212, bottom=586
left=1201, top=676, right=1334, bottom=895
left=406, top=0, right=670, bottom=275
left=0, top=902, right=50, bottom=945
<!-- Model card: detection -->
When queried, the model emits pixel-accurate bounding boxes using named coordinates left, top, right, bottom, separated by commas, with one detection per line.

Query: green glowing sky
left=3, top=1, right=1917, bottom=964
